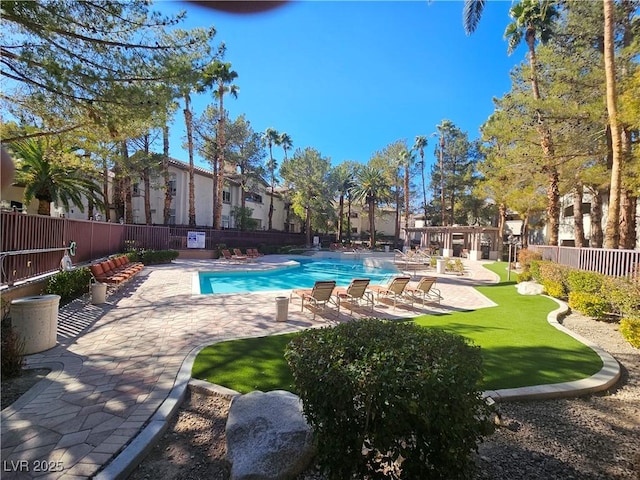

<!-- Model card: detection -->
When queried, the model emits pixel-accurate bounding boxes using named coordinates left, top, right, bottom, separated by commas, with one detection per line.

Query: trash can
left=436, top=258, right=446, bottom=274
left=384, top=245, right=390, bottom=253
left=10, top=295, right=60, bottom=354
left=276, top=296, right=289, bottom=322
left=91, top=282, right=107, bottom=305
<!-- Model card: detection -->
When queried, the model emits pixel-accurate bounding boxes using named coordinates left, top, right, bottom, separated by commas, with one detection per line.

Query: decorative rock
left=516, top=281, right=544, bottom=296
left=226, top=390, right=316, bottom=480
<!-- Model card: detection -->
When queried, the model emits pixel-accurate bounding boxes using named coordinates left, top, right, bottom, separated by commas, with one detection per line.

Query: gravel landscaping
left=128, top=311, right=639, bottom=480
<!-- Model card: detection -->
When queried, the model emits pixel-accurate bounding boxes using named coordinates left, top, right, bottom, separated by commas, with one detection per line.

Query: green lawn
left=192, top=262, right=603, bottom=393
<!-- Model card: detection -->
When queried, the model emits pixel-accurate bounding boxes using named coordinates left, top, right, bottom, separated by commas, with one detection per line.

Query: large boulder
left=226, top=390, right=316, bottom=480
left=516, top=281, right=545, bottom=296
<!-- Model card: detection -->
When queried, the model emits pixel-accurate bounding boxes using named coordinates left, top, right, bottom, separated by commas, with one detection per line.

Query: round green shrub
left=45, top=267, right=92, bottom=304
left=517, top=271, right=533, bottom=283
left=568, top=291, right=611, bottom=319
left=285, top=319, right=494, bottom=480
left=603, top=277, right=640, bottom=318
left=543, top=280, right=566, bottom=299
left=620, top=317, right=640, bottom=349
left=566, top=270, right=605, bottom=295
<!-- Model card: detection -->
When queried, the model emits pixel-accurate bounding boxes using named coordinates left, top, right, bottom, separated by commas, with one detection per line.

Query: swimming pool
left=198, top=257, right=399, bottom=294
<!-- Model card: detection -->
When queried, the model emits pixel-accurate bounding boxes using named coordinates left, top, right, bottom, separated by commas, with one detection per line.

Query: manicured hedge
left=285, top=319, right=494, bottom=479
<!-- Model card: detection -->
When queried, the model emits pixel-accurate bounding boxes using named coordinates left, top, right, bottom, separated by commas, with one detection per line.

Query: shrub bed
left=44, top=267, right=92, bottom=304
left=620, top=317, right=640, bottom=348
left=128, top=249, right=179, bottom=265
left=285, top=319, right=494, bottom=479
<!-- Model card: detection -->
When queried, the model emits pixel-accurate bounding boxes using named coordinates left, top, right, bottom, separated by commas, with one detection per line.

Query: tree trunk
left=102, top=156, right=110, bottom=221
left=420, top=152, right=428, bottom=220
left=497, top=202, right=506, bottom=254
left=37, top=198, right=50, bottom=216
left=603, top=0, right=622, bottom=248
left=214, top=85, right=225, bottom=230
left=163, top=125, right=172, bottom=225
left=121, top=140, right=133, bottom=224
left=619, top=189, right=637, bottom=249
left=369, top=198, right=376, bottom=248
left=439, top=137, right=446, bottom=226
left=184, top=93, right=196, bottom=226
left=573, top=183, right=585, bottom=248
left=404, top=164, right=410, bottom=247
left=590, top=187, right=604, bottom=248
left=521, top=213, right=530, bottom=249
left=337, top=195, right=344, bottom=242
left=142, top=136, right=152, bottom=225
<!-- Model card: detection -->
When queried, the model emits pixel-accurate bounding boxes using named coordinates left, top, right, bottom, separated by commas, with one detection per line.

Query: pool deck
left=1, top=256, right=619, bottom=479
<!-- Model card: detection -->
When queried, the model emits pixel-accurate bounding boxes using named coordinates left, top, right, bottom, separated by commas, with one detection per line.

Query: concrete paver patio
left=0, top=256, right=618, bottom=479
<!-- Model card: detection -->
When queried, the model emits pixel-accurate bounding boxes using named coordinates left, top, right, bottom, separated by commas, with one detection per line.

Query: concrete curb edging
left=94, top=344, right=208, bottom=480
left=484, top=297, right=621, bottom=402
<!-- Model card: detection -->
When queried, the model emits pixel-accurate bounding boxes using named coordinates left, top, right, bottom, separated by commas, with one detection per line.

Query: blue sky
left=163, top=1, right=526, bottom=170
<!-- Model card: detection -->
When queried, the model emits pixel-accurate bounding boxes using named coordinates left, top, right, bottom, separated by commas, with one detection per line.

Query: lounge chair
left=233, top=248, right=249, bottom=260
left=333, top=278, right=373, bottom=315
left=368, top=276, right=412, bottom=308
left=290, top=280, right=337, bottom=320
left=221, top=249, right=247, bottom=262
left=405, top=276, right=442, bottom=306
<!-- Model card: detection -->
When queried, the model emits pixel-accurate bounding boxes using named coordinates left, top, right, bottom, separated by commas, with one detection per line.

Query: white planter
left=10, top=295, right=60, bottom=354
left=275, top=297, right=289, bottom=322
left=91, top=282, right=107, bottom=304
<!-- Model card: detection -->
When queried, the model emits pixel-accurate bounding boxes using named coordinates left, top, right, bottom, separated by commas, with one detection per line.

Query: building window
left=350, top=212, right=359, bottom=218
left=168, top=179, right=177, bottom=197
left=245, top=192, right=262, bottom=203
left=351, top=227, right=358, bottom=234
left=169, top=208, right=176, bottom=225
left=132, top=183, right=140, bottom=197
left=222, top=215, right=230, bottom=228
left=223, top=190, right=231, bottom=204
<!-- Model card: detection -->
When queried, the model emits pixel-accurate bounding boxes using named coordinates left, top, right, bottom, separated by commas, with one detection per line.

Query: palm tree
left=351, top=165, right=390, bottom=248
left=463, top=0, right=487, bottom=35
left=603, top=0, right=622, bottom=248
left=413, top=135, right=429, bottom=222
left=204, top=60, right=239, bottom=230
left=333, top=163, right=355, bottom=243
left=279, top=132, right=293, bottom=161
left=11, top=137, right=102, bottom=216
left=504, top=0, right=560, bottom=245
left=263, top=127, right=280, bottom=230
left=400, top=149, right=414, bottom=246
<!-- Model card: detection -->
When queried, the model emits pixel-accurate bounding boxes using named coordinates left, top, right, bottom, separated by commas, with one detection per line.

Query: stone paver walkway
left=0, top=256, right=615, bottom=479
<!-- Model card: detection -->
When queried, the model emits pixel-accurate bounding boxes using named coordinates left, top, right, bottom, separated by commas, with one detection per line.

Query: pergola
left=404, top=226, right=501, bottom=261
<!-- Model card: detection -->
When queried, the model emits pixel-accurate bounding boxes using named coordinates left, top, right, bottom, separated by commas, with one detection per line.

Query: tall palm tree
left=263, top=127, right=280, bottom=230
left=413, top=135, right=429, bottom=222
left=504, top=0, right=560, bottom=245
left=279, top=132, right=293, bottom=161
left=11, top=137, right=102, bottom=216
left=400, top=149, right=413, bottom=246
left=333, top=163, right=355, bottom=243
left=204, top=60, right=239, bottom=230
left=351, top=165, right=390, bottom=248
left=603, top=0, right=622, bottom=248
left=182, top=91, right=197, bottom=226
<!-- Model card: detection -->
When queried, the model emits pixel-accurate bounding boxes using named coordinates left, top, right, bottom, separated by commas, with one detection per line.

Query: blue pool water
left=198, top=258, right=399, bottom=294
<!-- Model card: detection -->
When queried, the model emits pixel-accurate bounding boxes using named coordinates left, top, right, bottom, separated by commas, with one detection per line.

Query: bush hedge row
left=517, top=250, right=640, bottom=348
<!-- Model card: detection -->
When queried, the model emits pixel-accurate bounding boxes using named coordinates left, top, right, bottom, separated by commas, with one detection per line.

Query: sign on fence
left=187, top=231, right=206, bottom=249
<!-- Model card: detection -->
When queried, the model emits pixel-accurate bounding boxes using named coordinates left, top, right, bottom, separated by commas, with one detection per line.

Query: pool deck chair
left=333, top=278, right=374, bottom=316
left=221, top=249, right=247, bottom=262
left=405, top=276, right=442, bottom=306
left=368, top=276, right=412, bottom=309
left=290, top=280, right=337, bottom=320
